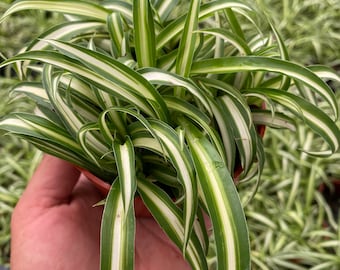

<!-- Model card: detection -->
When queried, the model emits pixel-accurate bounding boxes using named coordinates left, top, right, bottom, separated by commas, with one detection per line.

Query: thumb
left=21, top=154, right=81, bottom=207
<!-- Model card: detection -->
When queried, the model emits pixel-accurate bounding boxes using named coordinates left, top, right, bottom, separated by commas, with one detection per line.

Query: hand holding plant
left=10, top=155, right=103, bottom=270
left=11, top=155, right=193, bottom=270
left=1, top=0, right=339, bottom=269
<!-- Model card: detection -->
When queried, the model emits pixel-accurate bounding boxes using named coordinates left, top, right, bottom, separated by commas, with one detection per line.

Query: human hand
left=10, top=155, right=103, bottom=269
left=11, top=155, right=190, bottom=270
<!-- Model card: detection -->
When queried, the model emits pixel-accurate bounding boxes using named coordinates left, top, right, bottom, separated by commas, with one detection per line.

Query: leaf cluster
left=0, top=1, right=339, bottom=269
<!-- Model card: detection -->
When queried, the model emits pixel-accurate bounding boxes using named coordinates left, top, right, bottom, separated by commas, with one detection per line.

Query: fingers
left=21, top=155, right=81, bottom=207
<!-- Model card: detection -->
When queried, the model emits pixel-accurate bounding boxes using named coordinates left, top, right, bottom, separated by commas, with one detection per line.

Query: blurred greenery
left=256, top=0, right=340, bottom=67
left=243, top=1, right=340, bottom=268
left=0, top=79, right=43, bottom=265
left=241, top=103, right=340, bottom=268
left=0, top=0, right=339, bottom=268
left=0, top=3, right=62, bottom=58
left=0, top=3, right=41, bottom=263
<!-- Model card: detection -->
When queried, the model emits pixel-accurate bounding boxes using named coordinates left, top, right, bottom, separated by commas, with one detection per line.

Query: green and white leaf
left=137, top=177, right=208, bottom=270
left=139, top=68, right=212, bottom=116
left=191, top=56, right=338, bottom=119
left=107, top=12, right=124, bottom=58
left=153, top=0, right=179, bottom=23
left=180, top=117, right=250, bottom=270
left=0, top=113, right=78, bottom=151
left=175, top=0, right=200, bottom=78
left=251, top=110, right=296, bottom=131
left=27, top=21, right=105, bottom=52
left=157, top=0, right=252, bottom=50
left=217, top=95, right=257, bottom=175
left=42, top=65, right=108, bottom=154
left=308, top=65, right=340, bottom=82
left=196, top=28, right=252, bottom=55
left=0, top=50, right=158, bottom=119
left=112, top=137, right=137, bottom=217
left=133, top=0, right=156, bottom=67
left=77, top=123, right=113, bottom=169
left=129, top=118, right=197, bottom=250
left=101, top=180, right=135, bottom=270
left=244, top=88, right=340, bottom=156
left=44, top=40, right=170, bottom=121
left=103, top=1, right=133, bottom=21
left=0, top=0, right=109, bottom=23
left=10, top=82, right=49, bottom=107
left=206, top=98, right=236, bottom=172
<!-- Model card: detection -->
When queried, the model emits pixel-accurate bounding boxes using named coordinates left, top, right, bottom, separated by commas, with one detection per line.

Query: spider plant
left=255, top=0, right=340, bottom=66
left=237, top=86, right=340, bottom=269
left=0, top=1, right=339, bottom=269
left=243, top=125, right=340, bottom=270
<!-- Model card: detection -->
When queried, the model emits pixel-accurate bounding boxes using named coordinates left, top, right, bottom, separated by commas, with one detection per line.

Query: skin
left=11, top=155, right=190, bottom=270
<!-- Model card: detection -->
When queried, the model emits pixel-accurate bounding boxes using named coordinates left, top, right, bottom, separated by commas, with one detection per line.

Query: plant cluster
left=255, top=0, right=340, bottom=66
left=0, top=0, right=339, bottom=269
left=235, top=89, right=340, bottom=269
left=242, top=126, right=340, bottom=269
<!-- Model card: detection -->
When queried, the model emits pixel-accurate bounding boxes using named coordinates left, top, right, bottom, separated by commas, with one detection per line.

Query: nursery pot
left=77, top=167, right=153, bottom=218
left=318, top=179, right=340, bottom=220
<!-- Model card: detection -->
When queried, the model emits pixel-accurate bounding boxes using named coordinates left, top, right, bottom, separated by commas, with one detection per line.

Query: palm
left=135, top=218, right=190, bottom=270
left=11, top=175, right=103, bottom=270
left=10, top=156, right=189, bottom=270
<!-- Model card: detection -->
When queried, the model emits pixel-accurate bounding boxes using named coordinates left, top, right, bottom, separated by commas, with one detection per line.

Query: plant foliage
left=0, top=0, right=339, bottom=269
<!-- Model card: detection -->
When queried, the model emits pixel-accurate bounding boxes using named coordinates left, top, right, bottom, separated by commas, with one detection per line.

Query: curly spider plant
left=0, top=0, right=339, bottom=269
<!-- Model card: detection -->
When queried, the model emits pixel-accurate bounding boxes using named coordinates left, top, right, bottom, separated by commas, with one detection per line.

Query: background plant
left=239, top=91, right=340, bottom=269
left=0, top=0, right=53, bottom=265
left=0, top=79, right=42, bottom=266
left=0, top=0, right=338, bottom=270
left=255, top=0, right=340, bottom=67
left=239, top=1, right=340, bottom=267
